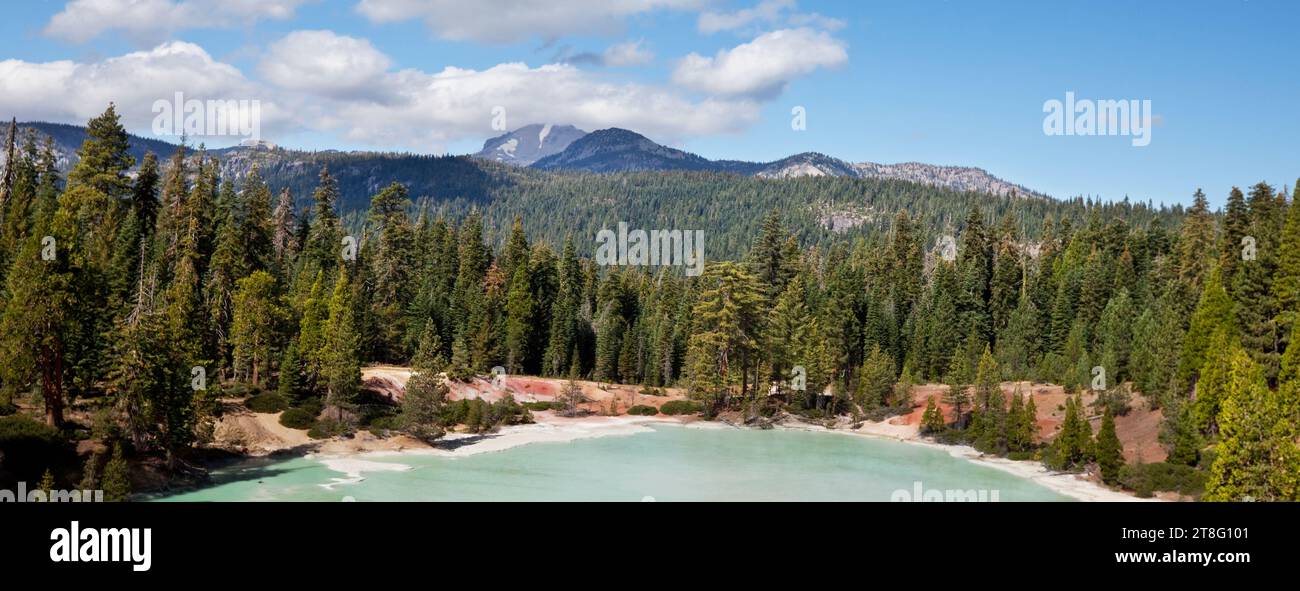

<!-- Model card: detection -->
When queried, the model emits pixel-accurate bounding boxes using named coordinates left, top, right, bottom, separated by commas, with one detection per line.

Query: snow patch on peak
left=539, top=123, right=553, bottom=145
left=496, top=138, right=519, bottom=158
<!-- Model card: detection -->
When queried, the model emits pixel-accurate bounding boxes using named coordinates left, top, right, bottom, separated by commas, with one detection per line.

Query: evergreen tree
left=504, top=262, right=535, bottom=373
left=855, top=344, right=896, bottom=411
left=101, top=444, right=131, bottom=502
left=1095, top=410, right=1123, bottom=485
left=230, top=271, right=284, bottom=386
left=1204, top=347, right=1300, bottom=501
left=920, top=395, right=945, bottom=434
left=321, top=269, right=360, bottom=421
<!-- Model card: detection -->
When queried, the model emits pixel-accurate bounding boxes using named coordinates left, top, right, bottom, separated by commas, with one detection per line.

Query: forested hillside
left=1, top=106, right=1296, bottom=501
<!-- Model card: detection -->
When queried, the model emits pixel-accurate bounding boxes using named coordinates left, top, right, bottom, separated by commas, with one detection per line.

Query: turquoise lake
left=154, top=425, right=1072, bottom=502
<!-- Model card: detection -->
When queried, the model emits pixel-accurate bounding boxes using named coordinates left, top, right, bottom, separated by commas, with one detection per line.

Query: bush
left=639, top=386, right=666, bottom=397
left=278, top=407, right=316, bottom=430
left=523, top=401, right=562, bottom=411
left=1118, top=462, right=1206, bottom=497
left=218, top=382, right=261, bottom=399
left=0, top=397, right=15, bottom=416
left=247, top=393, right=289, bottom=413
left=626, top=405, right=659, bottom=416
left=659, top=400, right=704, bottom=416
left=308, top=418, right=351, bottom=440
left=0, top=414, right=72, bottom=482
left=367, top=415, right=403, bottom=436
left=295, top=397, right=324, bottom=417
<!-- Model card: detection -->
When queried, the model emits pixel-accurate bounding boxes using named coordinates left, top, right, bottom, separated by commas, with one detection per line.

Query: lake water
left=154, top=425, right=1071, bottom=502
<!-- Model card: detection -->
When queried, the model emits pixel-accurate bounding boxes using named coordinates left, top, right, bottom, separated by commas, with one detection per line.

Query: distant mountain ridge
left=5, top=120, right=1048, bottom=206
left=528, top=128, right=1046, bottom=199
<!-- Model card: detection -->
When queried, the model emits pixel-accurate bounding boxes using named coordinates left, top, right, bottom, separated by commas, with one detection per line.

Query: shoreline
left=256, top=410, right=1152, bottom=502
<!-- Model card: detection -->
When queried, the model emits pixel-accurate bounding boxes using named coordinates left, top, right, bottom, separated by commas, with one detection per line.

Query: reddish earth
left=360, top=365, right=687, bottom=415
left=362, top=366, right=1167, bottom=462
left=904, top=381, right=1166, bottom=463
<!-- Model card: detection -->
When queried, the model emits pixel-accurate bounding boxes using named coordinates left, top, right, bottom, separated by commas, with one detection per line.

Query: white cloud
left=698, top=0, right=793, bottom=34
left=672, top=28, right=847, bottom=98
left=0, top=41, right=283, bottom=139
left=259, top=31, right=392, bottom=100
left=44, top=0, right=310, bottom=44
left=698, top=0, right=844, bottom=34
left=328, top=62, right=760, bottom=150
left=0, top=36, right=757, bottom=152
left=602, top=40, right=655, bottom=67
left=355, top=0, right=703, bottom=43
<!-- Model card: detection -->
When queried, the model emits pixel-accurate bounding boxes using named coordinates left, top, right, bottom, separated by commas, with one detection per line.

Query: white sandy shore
left=775, top=420, right=1155, bottom=502
left=306, top=412, right=1151, bottom=502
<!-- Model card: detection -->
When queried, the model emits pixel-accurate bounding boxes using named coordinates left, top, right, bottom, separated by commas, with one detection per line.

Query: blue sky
left=1, top=0, right=1297, bottom=207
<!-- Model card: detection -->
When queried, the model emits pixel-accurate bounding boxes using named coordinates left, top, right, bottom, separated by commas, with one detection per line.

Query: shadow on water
left=435, top=433, right=501, bottom=451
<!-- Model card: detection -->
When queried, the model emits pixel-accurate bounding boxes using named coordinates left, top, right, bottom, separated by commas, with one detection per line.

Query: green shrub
left=0, top=396, right=15, bottom=416
left=523, top=401, right=562, bottom=411
left=295, top=397, right=324, bottom=417
left=278, top=407, right=316, bottom=430
left=219, top=382, right=261, bottom=399
left=367, top=415, right=403, bottom=436
left=659, top=400, right=704, bottom=416
left=1118, top=462, right=1206, bottom=497
left=639, top=386, right=665, bottom=397
left=626, top=405, right=659, bottom=416
left=247, top=393, right=289, bottom=413
left=0, top=414, right=72, bottom=481
left=308, top=418, right=351, bottom=440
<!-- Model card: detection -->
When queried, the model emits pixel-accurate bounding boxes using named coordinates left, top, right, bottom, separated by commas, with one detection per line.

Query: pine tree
left=1178, top=189, right=1216, bottom=289
left=1180, top=267, right=1236, bottom=382
left=67, top=103, right=134, bottom=199
left=504, top=262, right=535, bottom=373
left=302, top=166, right=343, bottom=279
left=102, top=444, right=131, bottom=502
left=277, top=340, right=304, bottom=401
left=1095, top=410, right=1123, bottom=485
left=402, top=325, right=448, bottom=442
left=0, top=220, right=72, bottom=426
left=130, top=152, right=160, bottom=241
left=972, top=346, right=1005, bottom=453
left=920, top=395, right=945, bottom=434
left=855, top=344, right=896, bottom=411
left=1163, top=400, right=1202, bottom=466
left=1219, top=187, right=1249, bottom=293
left=321, top=269, right=360, bottom=422
left=1204, top=347, right=1300, bottom=501
left=38, top=469, right=55, bottom=496
left=1006, top=386, right=1034, bottom=452
left=230, top=271, right=284, bottom=386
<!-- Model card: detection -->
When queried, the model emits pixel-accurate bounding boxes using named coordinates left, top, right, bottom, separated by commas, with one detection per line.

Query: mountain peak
left=473, top=123, right=586, bottom=166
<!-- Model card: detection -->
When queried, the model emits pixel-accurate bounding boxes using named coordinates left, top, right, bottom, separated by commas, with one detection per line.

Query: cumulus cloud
left=0, top=35, right=757, bottom=152
left=672, top=28, right=847, bottom=98
left=0, top=41, right=283, bottom=140
left=44, top=0, right=309, bottom=44
left=259, top=30, right=393, bottom=100
left=601, top=39, right=655, bottom=67
left=326, top=62, right=759, bottom=150
left=698, top=0, right=844, bottom=34
left=355, top=0, right=702, bottom=43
